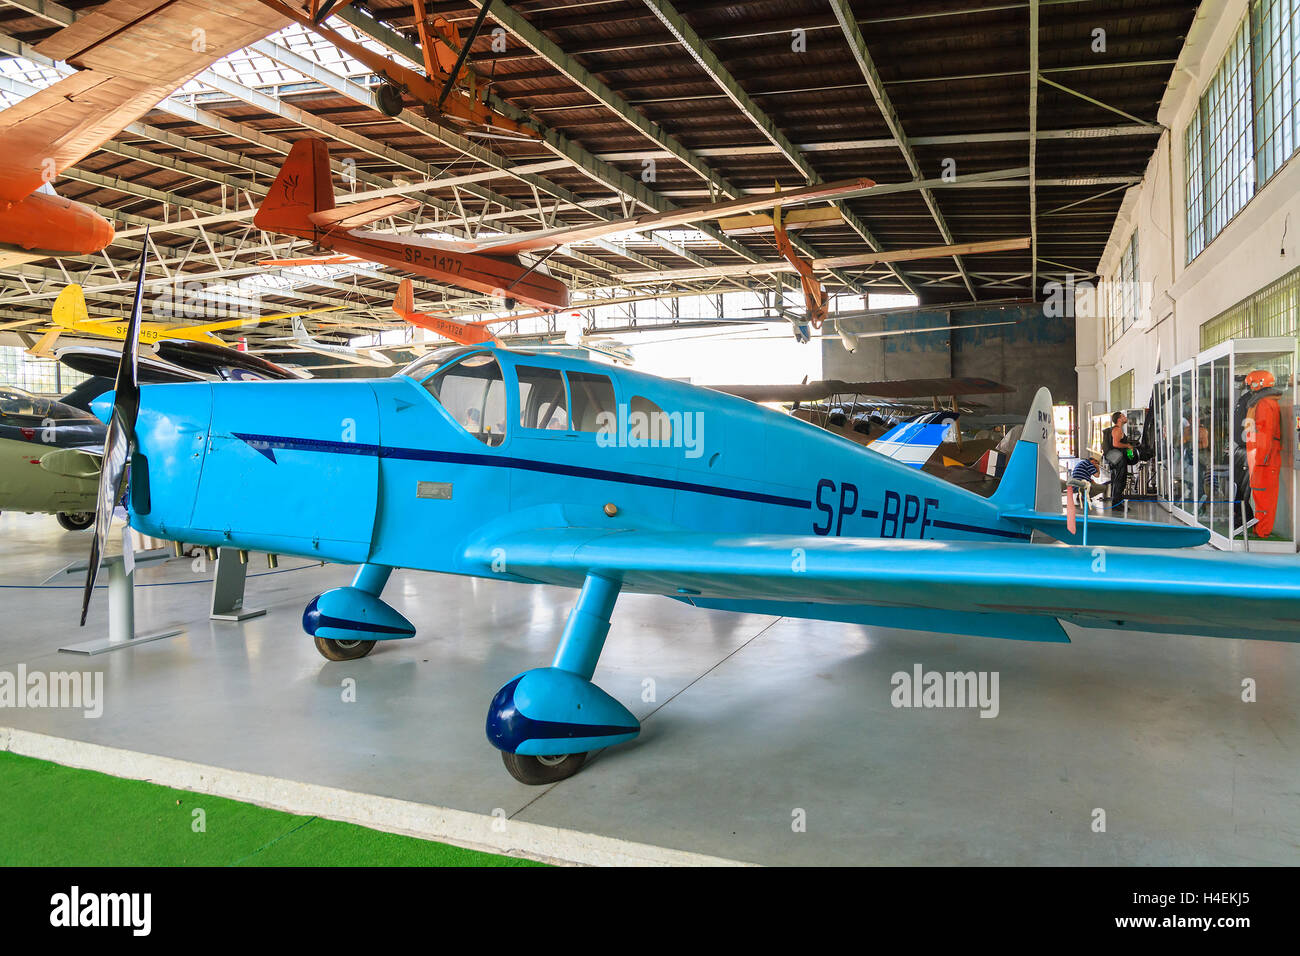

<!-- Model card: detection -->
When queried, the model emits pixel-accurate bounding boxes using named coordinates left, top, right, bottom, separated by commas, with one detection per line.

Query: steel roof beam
left=330, top=3, right=768, bottom=280
left=639, top=0, right=916, bottom=296
left=1029, top=0, right=1040, bottom=293
left=828, top=0, right=975, bottom=300
left=245, top=34, right=722, bottom=276
left=453, top=0, right=854, bottom=292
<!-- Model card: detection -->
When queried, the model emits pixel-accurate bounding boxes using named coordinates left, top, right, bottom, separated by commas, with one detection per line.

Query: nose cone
left=90, top=390, right=115, bottom=424
left=90, top=214, right=115, bottom=252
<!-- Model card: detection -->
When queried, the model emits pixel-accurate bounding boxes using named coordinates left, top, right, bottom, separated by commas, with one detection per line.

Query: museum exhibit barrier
left=1156, top=338, right=1296, bottom=552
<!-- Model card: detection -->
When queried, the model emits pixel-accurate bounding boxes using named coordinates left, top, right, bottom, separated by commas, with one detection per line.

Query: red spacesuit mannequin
left=1243, top=370, right=1283, bottom=538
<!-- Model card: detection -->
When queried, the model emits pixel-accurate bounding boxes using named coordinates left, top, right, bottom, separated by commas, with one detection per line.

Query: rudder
left=990, top=386, right=1060, bottom=515
left=254, top=139, right=334, bottom=236
left=393, top=279, right=415, bottom=318
left=51, top=284, right=89, bottom=328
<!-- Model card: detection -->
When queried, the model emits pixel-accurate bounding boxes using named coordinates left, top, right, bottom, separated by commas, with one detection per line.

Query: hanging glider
left=253, top=138, right=879, bottom=312
left=0, top=0, right=290, bottom=264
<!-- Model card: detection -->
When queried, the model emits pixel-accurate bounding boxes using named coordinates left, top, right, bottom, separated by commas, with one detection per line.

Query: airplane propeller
left=79, top=238, right=148, bottom=626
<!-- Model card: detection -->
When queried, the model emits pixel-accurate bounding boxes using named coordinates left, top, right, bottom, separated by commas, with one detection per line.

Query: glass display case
left=1170, top=359, right=1197, bottom=518
left=1168, top=339, right=1296, bottom=551
left=1151, top=371, right=1174, bottom=507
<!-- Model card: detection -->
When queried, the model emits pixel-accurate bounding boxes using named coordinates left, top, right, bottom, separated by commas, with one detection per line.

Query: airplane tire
left=500, top=750, right=587, bottom=785
left=376, top=84, right=404, bottom=117
left=56, top=511, right=94, bottom=531
left=313, top=637, right=377, bottom=661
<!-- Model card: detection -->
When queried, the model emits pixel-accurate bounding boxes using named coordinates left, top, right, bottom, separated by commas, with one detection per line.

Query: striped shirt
left=1070, top=459, right=1099, bottom=482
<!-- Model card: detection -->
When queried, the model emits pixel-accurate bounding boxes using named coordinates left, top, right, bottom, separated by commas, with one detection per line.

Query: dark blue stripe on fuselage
left=930, top=518, right=1032, bottom=540
left=231, top=432, right=1027, bottom=541
left=233, top=431, right=810, bottom=509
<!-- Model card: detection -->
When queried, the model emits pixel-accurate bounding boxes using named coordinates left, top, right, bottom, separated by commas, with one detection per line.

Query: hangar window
left=1184, top=1, right=1300, bottom=262
left=518, top=365, right=569, bottom=430
left=568, top=371, right=616, bottom=432
left=424, top=352, right=507, bottom=446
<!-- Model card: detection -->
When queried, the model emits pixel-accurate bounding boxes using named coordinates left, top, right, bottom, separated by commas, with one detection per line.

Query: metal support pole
left=210, top=548, right=267, bottom=622
left=552, top=573, right=621, bottom=679
left=59, top=554, right=183, bottom=655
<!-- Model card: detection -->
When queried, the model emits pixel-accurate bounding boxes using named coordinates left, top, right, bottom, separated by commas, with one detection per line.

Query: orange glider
left=391, top=279, right=516, bottom=346
left=254, top=138, right=875, bottom=312
left=0, top=0, right=290, bottom=263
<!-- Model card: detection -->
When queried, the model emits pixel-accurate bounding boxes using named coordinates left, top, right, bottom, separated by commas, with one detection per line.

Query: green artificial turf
left=0, top=751, right=543, bottom=867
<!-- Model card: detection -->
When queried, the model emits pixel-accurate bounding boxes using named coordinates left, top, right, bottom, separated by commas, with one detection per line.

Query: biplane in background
left=714, top=377, right=1026, bottom=492
left=257, top=0, right=538, bottom=141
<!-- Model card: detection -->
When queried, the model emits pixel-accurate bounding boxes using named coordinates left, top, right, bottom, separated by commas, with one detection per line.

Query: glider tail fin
left=254, top=139, right=334, bottom=236
left=393, top=279, right=415, bottom=319
left=52, top=283, right=90, bottom=329
left=990, top=386, right=1060, bottom=516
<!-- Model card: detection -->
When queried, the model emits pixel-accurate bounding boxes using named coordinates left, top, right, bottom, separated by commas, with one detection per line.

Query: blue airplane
left=82, top=242, right=1300, bottom=785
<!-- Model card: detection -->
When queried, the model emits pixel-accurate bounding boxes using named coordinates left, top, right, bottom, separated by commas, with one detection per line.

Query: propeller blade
left=80, top=237, right=148, bottom=626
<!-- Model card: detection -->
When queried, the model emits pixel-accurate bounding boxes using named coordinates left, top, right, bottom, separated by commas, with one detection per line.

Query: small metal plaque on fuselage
left=417, top=481, right=453, bottom=500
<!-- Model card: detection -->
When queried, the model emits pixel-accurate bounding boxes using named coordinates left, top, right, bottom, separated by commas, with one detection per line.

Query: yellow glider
left=44, top=284, right=344, bottom=348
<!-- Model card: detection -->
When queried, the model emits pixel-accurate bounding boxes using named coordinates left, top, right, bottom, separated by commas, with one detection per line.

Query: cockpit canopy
left=400, top=347, right=654, bottom=449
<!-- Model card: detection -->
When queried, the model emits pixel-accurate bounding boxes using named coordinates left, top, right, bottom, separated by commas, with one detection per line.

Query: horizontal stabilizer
left=1001, top=510, right=1210, bottom=548
left=308, top=196, right=420, bottom=230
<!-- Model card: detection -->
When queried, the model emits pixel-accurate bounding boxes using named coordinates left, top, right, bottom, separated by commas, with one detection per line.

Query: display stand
left=54, top=549, right=184, bottom=655
left=209, top=549, right=266, bottom=622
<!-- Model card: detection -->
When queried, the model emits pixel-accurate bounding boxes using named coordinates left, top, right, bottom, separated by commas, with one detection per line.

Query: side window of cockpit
left=628, top=395, right=672, bottom=444
left=568, top=371, right=616, bottom=433
left=517, top=365, right=568, bottom=430
left=424, top=353, right=507, bottom=446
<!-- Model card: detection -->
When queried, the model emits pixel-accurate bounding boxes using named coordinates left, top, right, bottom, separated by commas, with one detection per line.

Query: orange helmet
left=1245, top=369, right=1276, bottom=391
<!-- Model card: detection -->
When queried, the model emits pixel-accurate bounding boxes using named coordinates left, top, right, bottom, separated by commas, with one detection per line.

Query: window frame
left=417, top=349, right=511, bottom=449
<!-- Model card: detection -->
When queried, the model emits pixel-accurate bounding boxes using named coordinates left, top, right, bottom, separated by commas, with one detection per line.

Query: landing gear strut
left=487, top=572, right=640, bottom=785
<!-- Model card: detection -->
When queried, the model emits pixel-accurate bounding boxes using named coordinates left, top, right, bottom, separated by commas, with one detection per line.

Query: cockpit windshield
left=419, top=351, right=508, bottom=446
left=398, top=346, right=477, bottom=383
left=0, top=387, right=97, bottom=423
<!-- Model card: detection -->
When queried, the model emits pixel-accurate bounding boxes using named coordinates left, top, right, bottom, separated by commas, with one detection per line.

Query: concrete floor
left=0, top=509, right=1297, bottom=865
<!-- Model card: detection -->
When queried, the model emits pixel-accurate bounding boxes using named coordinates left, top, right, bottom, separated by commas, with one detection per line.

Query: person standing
left=1107, top=411, right=1134, bottom=508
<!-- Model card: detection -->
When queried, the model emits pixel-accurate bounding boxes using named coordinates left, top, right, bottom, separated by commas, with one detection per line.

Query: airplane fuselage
left=123, top=347, right=1038, bottom=587
left=312, top=227, right=570, bottom=312
left=402, top=312, right=497, bottom=346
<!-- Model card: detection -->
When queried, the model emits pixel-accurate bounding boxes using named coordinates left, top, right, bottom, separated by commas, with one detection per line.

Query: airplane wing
left=462, top=528, right=1300, bottom=644
left=0, top=0, right=287, bottom=202
left=621, top=237, right=1030, bottom=284
left=164, top=305, right=346, bottom=338
left=452, top=177, right=877, bottom=257
left=713, top=377, right=1014, bottom=403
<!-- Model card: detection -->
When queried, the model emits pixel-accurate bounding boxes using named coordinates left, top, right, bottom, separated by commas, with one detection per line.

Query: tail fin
left=393, top=279, right=415, bottom=319
left=291, top=315, right=308, bottom=339
left=52, top=284, right=90, bottom=328
left=254, top=139, right=334, bottom=235
left=990, top=386, right=1060, bottom=515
